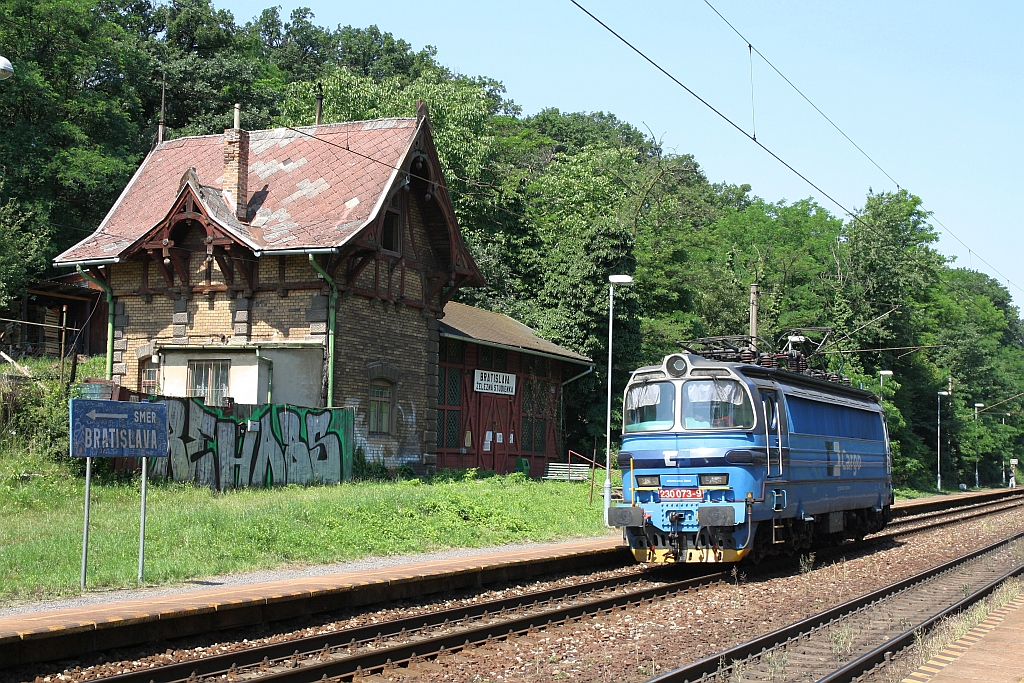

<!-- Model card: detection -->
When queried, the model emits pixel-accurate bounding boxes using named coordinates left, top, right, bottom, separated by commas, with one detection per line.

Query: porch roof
left=439, top=302, right=591, bottom=365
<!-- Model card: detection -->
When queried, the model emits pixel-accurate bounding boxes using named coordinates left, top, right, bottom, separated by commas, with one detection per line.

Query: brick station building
left=54, top=104, right=590, bottom=472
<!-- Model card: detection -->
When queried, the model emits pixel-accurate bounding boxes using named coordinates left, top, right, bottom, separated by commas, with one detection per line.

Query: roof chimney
left=223, top=103, right=249, bottom=222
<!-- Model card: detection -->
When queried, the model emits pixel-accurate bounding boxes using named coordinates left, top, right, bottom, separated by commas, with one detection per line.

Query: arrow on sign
left=87, top=410, right=128, bottom=420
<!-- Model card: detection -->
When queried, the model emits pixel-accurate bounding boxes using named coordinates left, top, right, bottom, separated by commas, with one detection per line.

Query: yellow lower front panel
left=632, top=546, right=753, bottom=564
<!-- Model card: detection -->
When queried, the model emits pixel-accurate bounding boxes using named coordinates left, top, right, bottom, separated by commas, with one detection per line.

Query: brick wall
left=107, top=230, right=328, bottom=394
left=333, top=295, right=435, bottom=468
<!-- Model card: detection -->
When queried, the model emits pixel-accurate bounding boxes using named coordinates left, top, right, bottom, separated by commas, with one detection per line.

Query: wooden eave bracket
left=441, top=274, right=470, bottom=306
left=86, top=266, right=109, bottom=288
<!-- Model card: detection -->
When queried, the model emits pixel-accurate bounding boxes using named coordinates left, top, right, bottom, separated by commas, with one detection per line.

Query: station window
left=187, top=360, right=230, bottom=407
left=436, top=366, right=462, bottom=448
left=521, top=375, right=554, bottom=454
left=441, top=338, right=465, bottom=364
left=478, top=345, right=507, bottom=371
left=139, top=359, right=160, bottom=395
left=369, top=380, right=394, bottom=434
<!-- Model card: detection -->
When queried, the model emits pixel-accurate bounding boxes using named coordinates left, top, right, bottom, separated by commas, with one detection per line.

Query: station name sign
left=474, top=369, right=516, bottom=395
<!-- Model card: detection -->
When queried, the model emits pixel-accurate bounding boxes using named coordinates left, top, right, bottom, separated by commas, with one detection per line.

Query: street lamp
left=937, top=391, right=950, bottom=491
left=605, top=274, right=633, bottom=525
left=878, top=370, right=893, bottom=394
left=992, top=413, right=1011, bottom=484
left=0, top=56, right=12, bottom=80
left=974, top=403, right=985, bottom=487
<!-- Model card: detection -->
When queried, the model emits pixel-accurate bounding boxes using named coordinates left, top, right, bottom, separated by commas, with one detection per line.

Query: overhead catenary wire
left=566, top=0, right=951, bottom=320
left=701, top=0, right=900, bottom=191
left=699, top=0, right=1021, bottom=298
left=568, top=0, right=868, bottom=233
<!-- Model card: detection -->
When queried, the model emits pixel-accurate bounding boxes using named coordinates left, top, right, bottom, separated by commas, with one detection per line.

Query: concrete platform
left=902, top=593, right=1024, bottom=683
left=0, top=536, right=627, bottom=668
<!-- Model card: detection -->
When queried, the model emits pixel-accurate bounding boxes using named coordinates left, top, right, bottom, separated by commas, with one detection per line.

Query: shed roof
left=54, top=118, right=425, bottom=264
left=440, top=302, right=591, bottom=365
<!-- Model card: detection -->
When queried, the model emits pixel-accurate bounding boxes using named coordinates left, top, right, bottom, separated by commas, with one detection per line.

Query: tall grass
left=0, top=355, right=616, bottom=604
left=0, top=452, right=614, bottom=603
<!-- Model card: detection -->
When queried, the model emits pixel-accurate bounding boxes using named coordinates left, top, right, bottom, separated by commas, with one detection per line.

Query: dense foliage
left=1, top=0, right=1021, bottom=488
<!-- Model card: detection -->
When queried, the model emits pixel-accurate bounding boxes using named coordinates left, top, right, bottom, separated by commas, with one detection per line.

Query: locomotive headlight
left=699, top=473, right=729, bottom=487
left=635, top=475, right=661, bottom=488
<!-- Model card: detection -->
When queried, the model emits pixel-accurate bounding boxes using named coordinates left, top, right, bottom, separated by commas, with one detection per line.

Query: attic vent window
left=381, top=194, right=403, bottom=255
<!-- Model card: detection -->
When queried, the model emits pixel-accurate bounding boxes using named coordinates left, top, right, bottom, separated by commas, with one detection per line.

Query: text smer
left=134, top=410, right=159, bottom=423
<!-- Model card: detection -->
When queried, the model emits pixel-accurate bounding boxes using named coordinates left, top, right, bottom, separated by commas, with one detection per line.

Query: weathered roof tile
left=55, top=118, right=419, bottom=264
left=440, top=302, right=591, bottom=364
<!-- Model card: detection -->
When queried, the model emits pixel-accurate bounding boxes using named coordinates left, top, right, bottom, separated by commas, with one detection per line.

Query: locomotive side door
left=761, top=389, right=786, bottom=479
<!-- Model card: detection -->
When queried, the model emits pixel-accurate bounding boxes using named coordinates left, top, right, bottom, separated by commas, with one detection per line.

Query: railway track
left=885, top=492, right=1024, bottom=535
left=646, top=530, right=1024, bottom=682
left=90, top=569, right=728, bottom=683
left=71, top=492, right=1023, bottom=683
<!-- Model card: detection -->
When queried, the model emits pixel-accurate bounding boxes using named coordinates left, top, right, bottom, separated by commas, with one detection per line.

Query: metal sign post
left=70, top=399, right=168, bottom=588
left=138, top=456, right=148, bottom=583
left=81, top=456, right=92, bottom=589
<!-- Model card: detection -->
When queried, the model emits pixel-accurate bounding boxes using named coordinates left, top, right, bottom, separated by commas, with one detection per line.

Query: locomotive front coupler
left=668, top=511, right=685, bottom=559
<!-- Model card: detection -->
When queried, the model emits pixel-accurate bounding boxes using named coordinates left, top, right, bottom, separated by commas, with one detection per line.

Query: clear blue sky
left=223, top=0, right=1023, bottom=303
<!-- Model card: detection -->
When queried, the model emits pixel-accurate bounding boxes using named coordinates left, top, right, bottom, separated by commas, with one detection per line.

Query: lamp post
left=937, top=391, right=950, bottom=491
left=993, top=413, right=1010, bottom=484
left=879, top=370, right=893, bottom=394
left=605, top=274, right=633, bottom=525
left=974, top=403, right=984, bottom=488
left=0, top=56, right=12, bottom=80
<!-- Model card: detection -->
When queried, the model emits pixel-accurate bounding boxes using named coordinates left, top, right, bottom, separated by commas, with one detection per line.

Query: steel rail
left=646, top=529, right=1024, bottom=682
left=817, top=563, right=1024, bottom=682
left=239, top=572, right=731, bottom=683
left=885, top=498, right=1024, bottom=535
left=79, top=492, right=1019, bottom=683
left=890, top=490, right=1024, bottom=525
left=93, top=570, right=727, bottom=683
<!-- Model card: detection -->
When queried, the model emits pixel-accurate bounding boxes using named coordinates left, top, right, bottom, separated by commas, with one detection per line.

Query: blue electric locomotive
left=608, top=347, right=892, bottom=564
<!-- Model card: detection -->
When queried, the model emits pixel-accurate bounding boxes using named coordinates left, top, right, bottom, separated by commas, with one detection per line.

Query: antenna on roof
left=314, top=82, right=323, bottom=126
left=157, top=72, right=166, bottom=144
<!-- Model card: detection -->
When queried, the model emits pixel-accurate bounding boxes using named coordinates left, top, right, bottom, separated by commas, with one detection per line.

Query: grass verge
left=1, top=356, right=621, bottom=606
left=0, top=452, right=617, bottom=605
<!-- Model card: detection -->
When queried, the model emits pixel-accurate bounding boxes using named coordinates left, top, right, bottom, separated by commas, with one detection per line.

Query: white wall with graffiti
left=148, top=397, right=354, bottom=489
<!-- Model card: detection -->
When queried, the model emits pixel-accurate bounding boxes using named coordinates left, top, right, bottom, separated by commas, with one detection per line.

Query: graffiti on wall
left=148, top=398, right=354, bottom=489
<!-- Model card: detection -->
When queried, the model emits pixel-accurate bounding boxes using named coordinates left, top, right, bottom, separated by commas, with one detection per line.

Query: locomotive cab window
left=624, top=382, right=676, bottom=432
left=762, top=394, right=778, bottom=430
left=681, top=379, right=754, bottom=430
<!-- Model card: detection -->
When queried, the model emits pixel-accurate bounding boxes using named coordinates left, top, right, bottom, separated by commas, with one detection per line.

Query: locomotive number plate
left=658, top=488, right=703, bottom=500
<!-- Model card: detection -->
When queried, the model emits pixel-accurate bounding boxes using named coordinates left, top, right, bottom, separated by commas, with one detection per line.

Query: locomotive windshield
left=624, top=381, right=675, bottom=432
left=681, top=379, right=755, bottom=430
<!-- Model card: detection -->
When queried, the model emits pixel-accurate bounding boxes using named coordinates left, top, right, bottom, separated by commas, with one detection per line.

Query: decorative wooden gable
left=342, top=102, right=485, bottom=308
left=122, top=169, right=257, bottom=300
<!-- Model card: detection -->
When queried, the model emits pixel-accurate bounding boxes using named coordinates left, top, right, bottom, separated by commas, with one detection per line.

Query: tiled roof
left=440, top=302, right=591, bottom=364
left=55, top=119, right=419, bottom=264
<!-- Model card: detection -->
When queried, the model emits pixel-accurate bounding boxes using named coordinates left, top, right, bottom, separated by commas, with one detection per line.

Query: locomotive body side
left=610, top=354, right=892, bottom=564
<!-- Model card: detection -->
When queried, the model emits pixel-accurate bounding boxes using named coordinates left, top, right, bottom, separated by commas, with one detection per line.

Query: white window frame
left=187, top=359, right=231, bottom=407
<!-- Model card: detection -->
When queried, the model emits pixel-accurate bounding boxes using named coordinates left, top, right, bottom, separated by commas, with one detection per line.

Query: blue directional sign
left=70, top=399, right=168, bottom=458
